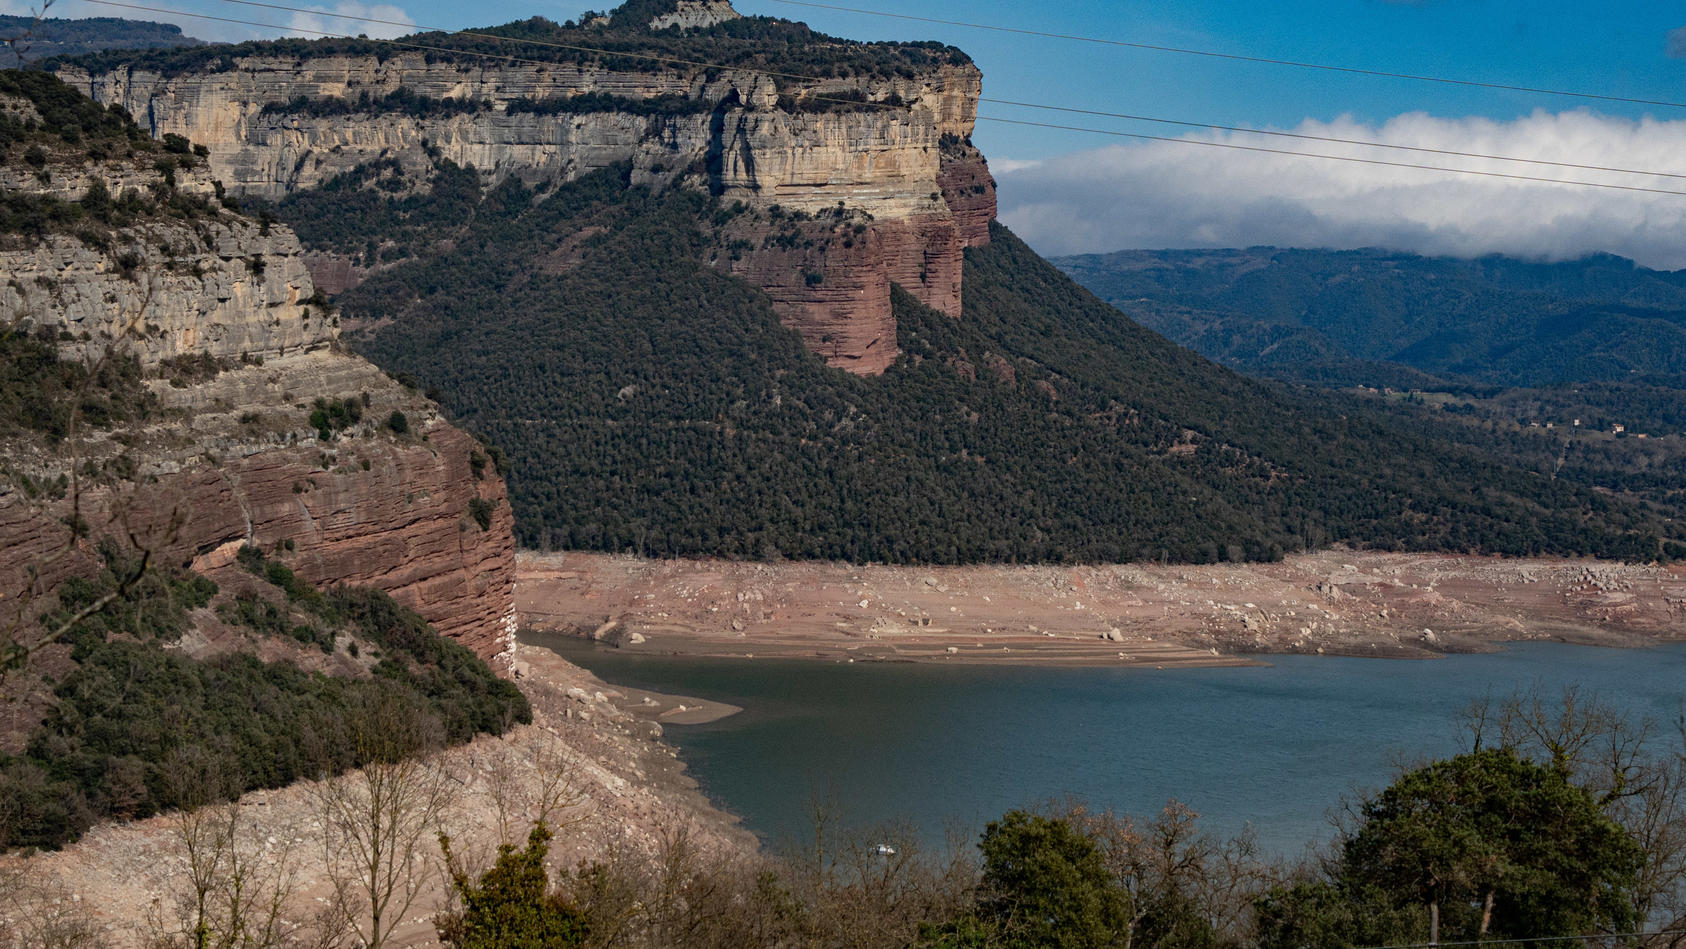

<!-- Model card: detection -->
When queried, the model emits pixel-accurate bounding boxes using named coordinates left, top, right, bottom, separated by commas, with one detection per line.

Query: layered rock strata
left=56, top=23, right=998, bottom=372
left=0, top=157, right=517, bottom=664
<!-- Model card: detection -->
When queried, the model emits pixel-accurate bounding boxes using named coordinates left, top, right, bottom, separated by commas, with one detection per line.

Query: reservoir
left=533, top=635, right=1686, bottom=856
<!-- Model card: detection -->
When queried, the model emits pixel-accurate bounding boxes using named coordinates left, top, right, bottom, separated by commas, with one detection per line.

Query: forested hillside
left=334, top=163, right=1685, bottom=564
left=1051, top=247, right=1686, bottom=388
left=59, top=8, right=965, bottom=80
left=0, top=14, right=201, bottom=67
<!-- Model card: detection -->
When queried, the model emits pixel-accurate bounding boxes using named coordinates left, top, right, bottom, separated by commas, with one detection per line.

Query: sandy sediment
left=516, top=550, right=1686, bottom=666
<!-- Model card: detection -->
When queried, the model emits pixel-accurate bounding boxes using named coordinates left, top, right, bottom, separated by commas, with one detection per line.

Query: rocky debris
left=517, top=550, right=1686, bottom=666
left=647, top=0, right=741, bottom=30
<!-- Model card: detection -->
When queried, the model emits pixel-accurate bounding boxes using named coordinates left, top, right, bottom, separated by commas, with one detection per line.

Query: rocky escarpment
left=3, top=221, right=327, bottom=367
left=54, top=3, right=998, bottom=373
left=0, top=112, right=516, bottom=665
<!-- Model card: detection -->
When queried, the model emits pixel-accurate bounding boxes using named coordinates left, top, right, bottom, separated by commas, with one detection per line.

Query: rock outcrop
left=54, top=4, right=998, bottom=373
left=3, top=222, right=325, bottom=367
left=0, top=143, right=516, bottom=665
left=646, top=0, right=741, bottom=30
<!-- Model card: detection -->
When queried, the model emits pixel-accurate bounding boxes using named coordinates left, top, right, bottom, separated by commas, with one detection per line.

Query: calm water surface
left=533, top=635, right=1686, bottom=855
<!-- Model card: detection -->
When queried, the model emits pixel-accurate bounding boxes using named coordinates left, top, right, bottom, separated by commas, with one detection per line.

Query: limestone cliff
left=0, top=110, right=516, bottom=665
left=54, top=3, right=998, bottom=373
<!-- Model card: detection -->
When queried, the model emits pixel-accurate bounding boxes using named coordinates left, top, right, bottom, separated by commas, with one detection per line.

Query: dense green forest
left=322, top=164, right=1684, bottom=564
left=1052, top=247, right=1686, bottom=388
left=59, top=2, right=968, bottom=85
left=0, top=14, right=200, bottom=67
left=0, top=545, right=529, bottom=849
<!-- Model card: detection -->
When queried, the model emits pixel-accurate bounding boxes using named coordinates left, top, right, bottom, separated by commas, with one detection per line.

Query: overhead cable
left=202, top=0, right=1686, bottom=181
left=977, top=115, right=1686, bottom=195
left=759, top=0, right=1686, bottom=111
left=74, top=0, right=1686, bottom=196
left=982, top=98, right=1686, bottom=181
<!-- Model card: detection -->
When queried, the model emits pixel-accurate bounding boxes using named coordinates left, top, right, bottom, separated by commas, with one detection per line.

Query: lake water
left=533, top=635, right=1686, bottom=857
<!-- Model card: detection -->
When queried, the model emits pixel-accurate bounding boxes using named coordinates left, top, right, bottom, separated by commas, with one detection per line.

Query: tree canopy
left=1259, top=749, right=1644, bottom=949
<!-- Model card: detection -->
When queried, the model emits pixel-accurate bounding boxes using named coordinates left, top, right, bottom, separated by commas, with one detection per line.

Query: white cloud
left=288, top=0, right=415, bottom=40
left=996, top=110, right=1686, bottom=271
left=987, top=157, right=1043, bottom=175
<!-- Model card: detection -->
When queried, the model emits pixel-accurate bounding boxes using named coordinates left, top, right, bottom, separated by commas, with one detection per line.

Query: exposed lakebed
left=532, top=633, right=1686, bottom=856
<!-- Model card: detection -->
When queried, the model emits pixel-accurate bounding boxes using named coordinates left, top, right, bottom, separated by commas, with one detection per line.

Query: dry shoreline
left=514, top=635, right=745, bottom=725
left=516, top=550, right=1686, bottom=668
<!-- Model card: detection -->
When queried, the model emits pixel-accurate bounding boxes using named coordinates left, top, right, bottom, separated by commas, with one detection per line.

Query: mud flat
left=517, top=550, right=1686, bottom=665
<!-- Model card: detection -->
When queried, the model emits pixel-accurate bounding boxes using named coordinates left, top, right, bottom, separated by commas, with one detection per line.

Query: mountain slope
left=1051, top=247, right=1686, bottom=388
left=0, top=69, right=528, bottom=849
left=342, top=165, right=1683, bottom=563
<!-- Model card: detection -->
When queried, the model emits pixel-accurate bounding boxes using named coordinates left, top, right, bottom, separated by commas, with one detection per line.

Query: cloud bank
left=995, top=110, right=1686, bottom=270
left=288, top=1, right=414, bottom=40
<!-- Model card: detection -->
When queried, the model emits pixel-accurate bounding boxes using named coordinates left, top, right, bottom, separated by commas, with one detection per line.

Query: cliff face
left=0, top=148, right=516, bottom=665
left=2, top=222, right=326, bottom=366
left=55, top=18, right=998, bottom=373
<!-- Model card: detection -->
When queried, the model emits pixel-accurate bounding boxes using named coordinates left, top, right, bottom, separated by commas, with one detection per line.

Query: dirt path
left=517, top=550, right=1686, bottom=665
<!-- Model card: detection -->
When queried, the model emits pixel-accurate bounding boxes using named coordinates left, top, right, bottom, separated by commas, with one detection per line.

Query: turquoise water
left=533, top=635, right=1686, bottom=856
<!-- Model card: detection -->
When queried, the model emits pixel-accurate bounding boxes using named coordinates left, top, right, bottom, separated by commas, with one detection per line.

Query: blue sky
left=17, top=0, right=1686, bottom=263
left=732, top=0, right=1686, bottom=162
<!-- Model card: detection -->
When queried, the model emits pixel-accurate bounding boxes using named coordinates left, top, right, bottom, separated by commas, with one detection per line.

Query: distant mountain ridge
left=1051, top=247, right=1686, bottom=388
left=0, top=14, right=201, bottom=67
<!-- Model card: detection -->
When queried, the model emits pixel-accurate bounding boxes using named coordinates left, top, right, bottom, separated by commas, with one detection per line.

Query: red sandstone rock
left=302, top=252, right=369, bottom=296
left=3, top=423, right=515, bottom=668
left=938, top=144, right=997, bottom=250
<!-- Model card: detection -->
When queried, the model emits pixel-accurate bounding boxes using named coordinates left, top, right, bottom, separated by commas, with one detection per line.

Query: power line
left=198, top=0, right=1686, bottom=182
left=982, top=98, right=1686, bottom=181
left=976, top=116, right=1686, bottom=196
left=74, top=0, right=1686, bottom=197
left=758, top=0, right=1686, bottom=112
left=107, top=0, right=1686, bottom=183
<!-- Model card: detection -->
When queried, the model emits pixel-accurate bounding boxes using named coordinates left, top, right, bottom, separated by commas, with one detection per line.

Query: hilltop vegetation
left=58, top=4, right=968, bottom=85
left=0, top=14, right=200, bottom=67
left=330, top=163, right=1685, bottom=564
left=0, top=69, right=227, bottom=245
left=1052, top=247, right=1686, bottom=388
